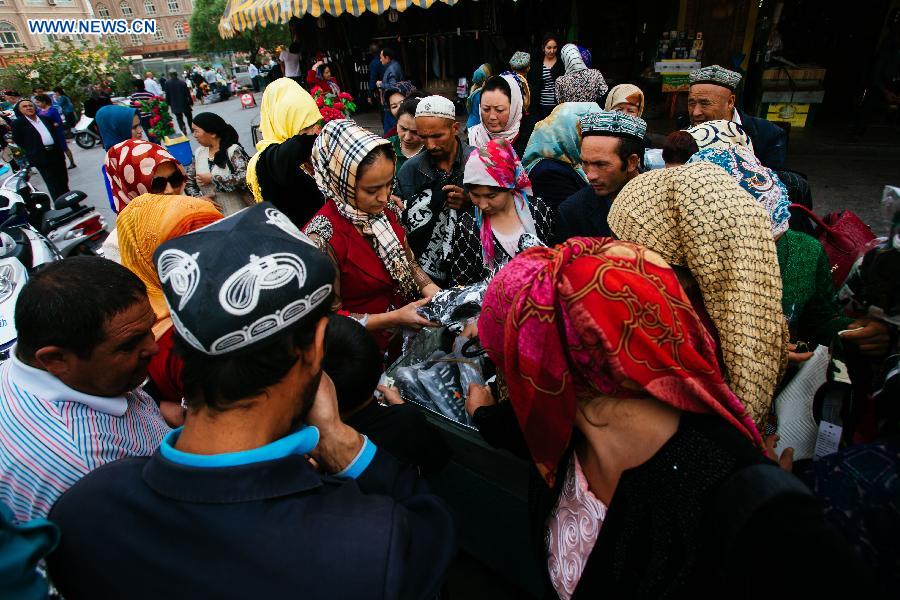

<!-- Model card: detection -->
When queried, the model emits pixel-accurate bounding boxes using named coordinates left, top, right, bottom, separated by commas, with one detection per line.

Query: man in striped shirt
left=0, top=257, right=169, bottom=524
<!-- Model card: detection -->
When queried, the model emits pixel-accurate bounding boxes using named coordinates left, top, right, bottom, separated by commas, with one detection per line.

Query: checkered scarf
left=312, top=119, right=418, bottom=298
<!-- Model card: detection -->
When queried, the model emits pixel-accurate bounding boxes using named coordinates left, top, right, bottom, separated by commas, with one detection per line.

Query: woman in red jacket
left=304, top=119, right=440, bottom=351
left=306, top=60, right=341, bottom=95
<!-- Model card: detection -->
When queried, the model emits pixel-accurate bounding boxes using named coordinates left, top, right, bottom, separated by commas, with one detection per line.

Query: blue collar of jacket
left=143, top=426, right=325, bottom=503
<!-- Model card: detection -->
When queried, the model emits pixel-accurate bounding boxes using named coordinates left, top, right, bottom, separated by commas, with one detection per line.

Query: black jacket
left=553, top=185, right=614, bottom=245
left=165, top=78, right=192, bottom=114
left=255, top=133, right=324, bottom=227
left=528, top=159, right=588, bottom=215
left=47, top=447, right=457, bottom=600
left=527, top=59, right=565, bottom=108
left=11, top=115, right=63, bottom=165
left=736, top=108, right=787, bottom=170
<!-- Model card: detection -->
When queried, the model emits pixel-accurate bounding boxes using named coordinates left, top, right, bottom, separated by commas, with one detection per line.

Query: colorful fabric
left=523, top=102, right=600, bottom=181
left=608, top=162, right=788, bottom=426
left=312, top=119, right=418, bottom=298
left=479, top=237, right=762, bottom=486
left=247, top=78, right=322, bottom=204
left=117, top=194, right=223, bottom=339
left=502, top=71, right=531, bottom=113
left=467, top=73, right=524, bottom=149
left=687, top=146, right=790, bottom=236
left=578, top=46, right=592, bottom=68
left=509, top=52, right=530, bottom=70
left=466, top=64, right=492, bottom=117
left=690, top=64, right=742, bottom=91
left=580, top=110, right=646, bottom=141
left=555, top=44, right=608, bottom=103
left=103, top=139, right=180, bottom=213
left=95, top=105, right=137, bottom=150
left=0, top=357, right=169, bottom=524
left=686, top=119, right=755, bottom=154
left=462, top=139, right=537, bottom=268
left=604, top=84, right=645, bottom=117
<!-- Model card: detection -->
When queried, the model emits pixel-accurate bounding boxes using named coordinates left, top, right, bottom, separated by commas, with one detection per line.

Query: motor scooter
left=72, top=112, right=102, bottom=150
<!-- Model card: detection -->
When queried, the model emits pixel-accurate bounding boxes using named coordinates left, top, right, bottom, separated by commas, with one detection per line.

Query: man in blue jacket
left=687, top=64, right=787, bottom=169
left=46, top=203, right=457, bottom=600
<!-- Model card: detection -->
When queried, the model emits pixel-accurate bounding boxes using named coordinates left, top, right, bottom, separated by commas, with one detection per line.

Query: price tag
left=813, top=421, right=842, bottom=461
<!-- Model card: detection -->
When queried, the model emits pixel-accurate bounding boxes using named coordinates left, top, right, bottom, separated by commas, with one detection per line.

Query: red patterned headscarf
left=104, top=139, right=182, bottom=213
left=478, top=238, right=762, bottom=486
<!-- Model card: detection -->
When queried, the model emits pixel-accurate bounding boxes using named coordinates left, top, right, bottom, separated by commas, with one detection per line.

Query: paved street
left=25, top=95, right=900, bottom=237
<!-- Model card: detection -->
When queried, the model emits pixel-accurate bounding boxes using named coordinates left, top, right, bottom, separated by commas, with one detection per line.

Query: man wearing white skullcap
left=395, top=95, right=474, bottom=286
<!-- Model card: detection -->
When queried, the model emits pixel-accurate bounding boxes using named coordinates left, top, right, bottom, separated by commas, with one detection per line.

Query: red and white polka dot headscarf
left=104, top=139, right=182, bottom=213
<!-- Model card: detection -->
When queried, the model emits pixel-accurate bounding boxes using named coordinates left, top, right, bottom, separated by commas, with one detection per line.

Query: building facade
left=0, top=0, right=93, bottom=56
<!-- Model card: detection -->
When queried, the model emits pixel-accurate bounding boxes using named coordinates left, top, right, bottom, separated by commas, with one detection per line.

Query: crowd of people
left=0, top=31, right=898, bottom=600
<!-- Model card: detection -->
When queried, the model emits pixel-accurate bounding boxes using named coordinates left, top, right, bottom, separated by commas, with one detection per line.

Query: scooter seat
left=42, top=206, right=91, bottom=231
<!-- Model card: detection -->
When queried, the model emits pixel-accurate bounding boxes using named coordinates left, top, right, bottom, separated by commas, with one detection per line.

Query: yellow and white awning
left=219, top=0, right=459, bottom=38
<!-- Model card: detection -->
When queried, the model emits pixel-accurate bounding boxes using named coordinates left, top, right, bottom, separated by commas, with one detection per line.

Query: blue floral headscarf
left=522, top=102, right=600, bottom=182
left=687, top=146, right=791, bottom=236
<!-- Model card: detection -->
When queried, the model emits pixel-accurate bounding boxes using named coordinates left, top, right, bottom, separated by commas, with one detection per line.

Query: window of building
left=167, top=0, right=179, bottom=12
left=55, top=0, right=75, bottom=5
left=97, top=3, right=110, bottom=17
left=173, top=21, right=186, bottom=40
left=153, top=28, right=164, bottom=42
left=24, top=0, right=44, bottom=6
left=130, top=34, right=141, bottom=46
left=120, top=1, right=134, bottom=18
left=0, top=22, right=25, bottom=49
left=143, top=0, right=156, bottom=15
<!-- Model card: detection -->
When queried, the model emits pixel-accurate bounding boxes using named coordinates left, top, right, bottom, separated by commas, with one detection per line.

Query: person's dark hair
left=3, top=90, right=21, bottom=97
left=661, top=131, right=699, bottom=165
left=53, top=87, right=65, bottom=96
left=168, top=70, right=178, bottom=79
left=33, top=94, right=52, bottom=106
left=192, top=112, right=244, bottom=170
left=288, top=41, right=301, bottom=54
left=616, top=136, right=645, bottom=172
left=175, top=299, right=332, bottom=412
left=542, top=34, right=559, bottom=49
left=132, top=78, right=146, bottom=92
left=397, top=96, right=421, bottom=120
left=481, top=75, right=512, bottom=101
left=407, top=89, right=428, bottom=100
left=380, top=47, right=396, bottom=60
left=358, top=143, right=396, bottom=178
left=321, top=315, right=382, bottom=413
left=15, top=257, right=148, bottom=361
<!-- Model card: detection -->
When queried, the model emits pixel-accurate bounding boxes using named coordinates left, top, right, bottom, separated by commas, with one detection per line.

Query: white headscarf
left=561, top=44, right=587, bottom=74
left=467, top=73, right=523, bottom=149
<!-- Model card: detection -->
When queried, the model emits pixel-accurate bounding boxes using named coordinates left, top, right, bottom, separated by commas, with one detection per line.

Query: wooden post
left=740, top=0, right=760, bottom=71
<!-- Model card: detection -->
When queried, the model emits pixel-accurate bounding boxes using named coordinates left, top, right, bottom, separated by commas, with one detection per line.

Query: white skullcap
left=415, top=95, right=456, bottom=120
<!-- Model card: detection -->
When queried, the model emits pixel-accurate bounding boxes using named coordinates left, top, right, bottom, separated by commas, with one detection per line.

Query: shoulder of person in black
left=528, top=159, right=588, bottom=214
left=553, top=185, right=613, bottom=244
left=256, top=133, right=324, bottom=227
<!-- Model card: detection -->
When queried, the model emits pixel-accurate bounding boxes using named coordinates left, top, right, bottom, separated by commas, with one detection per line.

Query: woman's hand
left=442, top=185, right=468, bottom=210
left=764, top=434, right=794, bottom=473
left=391, top=297, right=439, bottom=330
left=787, top=342, right=814, bottom=364
left=390, top=194, right=404, bottom=211
left=420, top=283, right=441, bottom=299
left=377, top=385, right=404, bottom=406
left=840, top=318, right=891, bottom=357
left=466, top=384, right=496, bottom=418
left=196, top=172, right=213, bottom=185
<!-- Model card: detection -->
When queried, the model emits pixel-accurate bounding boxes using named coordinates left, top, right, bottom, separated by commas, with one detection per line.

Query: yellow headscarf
left=246, top=78, right=323, bottom=203
left=117, top=194, right=223, bottom=339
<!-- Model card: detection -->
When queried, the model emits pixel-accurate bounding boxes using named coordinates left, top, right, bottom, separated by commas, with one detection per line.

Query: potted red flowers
left=311, top=87, right=357, bottom=123
left=136, top=96, right=192, bottom=165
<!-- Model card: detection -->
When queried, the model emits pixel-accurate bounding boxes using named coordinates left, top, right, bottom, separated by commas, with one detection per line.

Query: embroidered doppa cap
left=509, top=51, right=531, bottom=70
left=415, top=95, right=456, bottom=120
left=153, top=202, right=335, bottom=356
left=579, top=110, right=647, bottom=141
left=690, top=65, right=742, bottom=91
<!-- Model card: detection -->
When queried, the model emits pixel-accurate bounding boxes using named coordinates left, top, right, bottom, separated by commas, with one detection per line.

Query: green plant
left=139, top=97, right=176, bottom=140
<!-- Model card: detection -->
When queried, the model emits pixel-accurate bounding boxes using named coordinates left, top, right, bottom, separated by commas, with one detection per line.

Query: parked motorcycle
left=0, top=202, right=61, bottom=361
left=0, top=158, right=107, bottom=256
left=72, top=113, right=102, bottom=150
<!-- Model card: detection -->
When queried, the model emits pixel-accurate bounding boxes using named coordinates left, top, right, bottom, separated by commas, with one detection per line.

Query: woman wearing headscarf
left=119, top=193, right=222, bottom=425
left=184, top=112, right=252, bottom=216
left=604, top=84, right=645, bottom=117
left=521, top=102, right=598, bottom=214
left=467, top=74, right=524, bottom=152
left=466, top=64, right=492, bottom=128
left=382, top=80, right=417, bottom=138
left=304, top=120, right=440, bottom=352
left=466, top=237, right=873, bottom=598
left=306, top=60, right=341, bottom=95
left=449, top=139, right=552, bottom=286
left=608, top=162, right=788, bottom=427
left=245, top=78, right=324, bottom=227
left=554, top=44, right=608, bottom=104
left=96, top=105, right=142, bottom=150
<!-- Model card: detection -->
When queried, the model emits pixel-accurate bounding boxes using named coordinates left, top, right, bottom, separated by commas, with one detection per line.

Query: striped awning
left=219, top=0, right=459, bottom=38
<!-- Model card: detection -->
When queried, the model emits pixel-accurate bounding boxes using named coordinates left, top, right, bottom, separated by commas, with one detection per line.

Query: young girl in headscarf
left=304, top=119, right=440, bottom=352
left=449, top=139, right=552, bottom=285
left=185, top=111, right=252, bottom=215
left=245, top=78, right=323, bottom=226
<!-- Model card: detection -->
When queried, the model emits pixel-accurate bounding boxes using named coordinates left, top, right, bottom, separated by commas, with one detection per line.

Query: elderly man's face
left=415, top=116, right=459, bottom=162
left=687, top=84, right=735, bottom=125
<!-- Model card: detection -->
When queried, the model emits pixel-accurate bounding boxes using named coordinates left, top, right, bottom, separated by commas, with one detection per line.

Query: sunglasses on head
left=150, top=170, right=186, bottom=193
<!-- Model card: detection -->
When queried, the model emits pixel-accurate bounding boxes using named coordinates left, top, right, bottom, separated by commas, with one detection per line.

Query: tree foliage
left=0, top=38, right=134, bottom=109
left=189, top=0, right=289, bottom=58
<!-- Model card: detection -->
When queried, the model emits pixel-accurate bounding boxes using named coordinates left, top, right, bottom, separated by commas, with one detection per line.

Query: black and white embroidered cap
left=689, top=65, right=742, bottom=91
left=153, top=202, right=335, bottom=356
